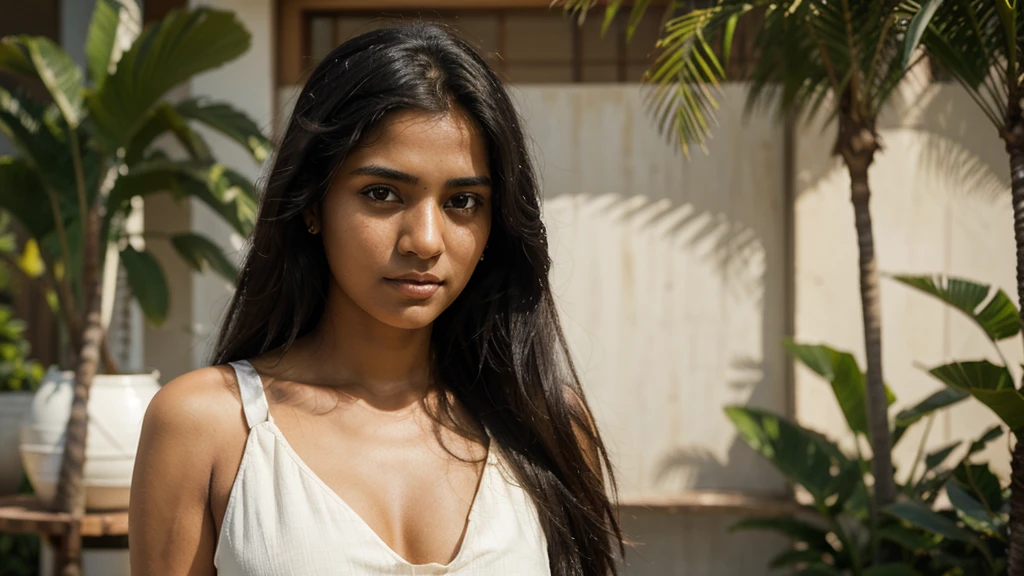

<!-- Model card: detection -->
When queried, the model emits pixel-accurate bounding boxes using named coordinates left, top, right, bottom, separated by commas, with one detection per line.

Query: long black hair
left=211, top=22, right=623, bottom=575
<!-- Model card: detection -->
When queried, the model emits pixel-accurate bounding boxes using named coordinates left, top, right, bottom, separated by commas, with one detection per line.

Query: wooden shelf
left=0, top=495, right=128, bottom=537
left=617, top=490, right=800, bottom=516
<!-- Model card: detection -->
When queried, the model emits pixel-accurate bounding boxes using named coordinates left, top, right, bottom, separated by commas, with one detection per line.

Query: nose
left=396, top=198, right=445, bottom=260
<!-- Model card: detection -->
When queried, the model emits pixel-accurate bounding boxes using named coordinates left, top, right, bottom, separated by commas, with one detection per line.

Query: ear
left=303, top=205, right=322, bottom=234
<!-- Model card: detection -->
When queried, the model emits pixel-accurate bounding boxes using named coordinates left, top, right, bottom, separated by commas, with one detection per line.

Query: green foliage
left=893, top=276, right=1024, bottom=440
left=0, top=1, right=268, bottom=334
left=0, top=531, right=39, bottom=576
left=725, top=280, right=1016, bottom=575
left=902, top=0, right=1024, bottom=127
left=889, top=275, right=1019, bottom=342
left=0, top=305, right=45, bottom=393
left=785, top=341, right=897, bottom=438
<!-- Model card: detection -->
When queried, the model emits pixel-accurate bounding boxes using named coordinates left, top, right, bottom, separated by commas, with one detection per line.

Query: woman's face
left=314, top=107, right=493, bottom=330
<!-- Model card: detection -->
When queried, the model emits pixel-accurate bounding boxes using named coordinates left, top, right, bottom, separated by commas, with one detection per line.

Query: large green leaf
left=0, top=158, right=54, bottom=241
left=901, top=0, right=945, bottom=70
left=0, top=37, right=84, bottom=129
left=786, top=341, right=895, bottom=437
left=124, top=103, right=212, bottom=165
left=85, top=0, right=141, bottom=89
left=120, top=246, right=169, bottom=325
left=884, top=500, right=979, bottom=544
left=965, top=425, right=1003, bottom=459
left=0, top=39, right=36, bottom=78
left=0, top=87, right=101, bottom=213
left=929, top=361, right=1024, bottom=433
left=953, top=463, right=1004, bottom=514
left=891, top=275, right=1019, bottom=341
left=105, top=159, right=255, bottom=237
left=877, top=523, right=940, bottom=551
left=729, top=516, right=831, bottom=552
left=87, top=8, right=251, bottom=148
left=930, top=360, right=1014, bottom=392
left=946, top=480, right=1003, bottom=535
left=893, top=387, right=969, bottom=446
left=176, top=98, right=269, bottom=163
left=924, top=441, right=960, bottom=472
left=724, top=406, right=843, bottom=503
left=170, top=233, right=236, bottom=282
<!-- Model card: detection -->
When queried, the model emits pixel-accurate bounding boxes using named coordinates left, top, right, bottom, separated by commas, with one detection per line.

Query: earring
left=307, top=222, right=318, bottom=234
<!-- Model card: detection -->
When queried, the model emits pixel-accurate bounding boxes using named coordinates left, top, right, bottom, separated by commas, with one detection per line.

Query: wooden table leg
left=53, top=519, right=83, bottom=576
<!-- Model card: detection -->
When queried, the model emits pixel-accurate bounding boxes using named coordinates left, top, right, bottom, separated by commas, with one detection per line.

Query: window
left=302, top=8, right=664, bottom=84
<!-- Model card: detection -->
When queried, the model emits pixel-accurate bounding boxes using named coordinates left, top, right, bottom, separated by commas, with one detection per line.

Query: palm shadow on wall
left=512, top=84, right=790, bottom=499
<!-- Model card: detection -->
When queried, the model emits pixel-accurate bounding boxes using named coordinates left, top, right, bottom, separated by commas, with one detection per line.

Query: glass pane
left=447, top=14, right=501, bottom=57
left=582, top=64, right=618, bottom=83
left=309, top=16, right=334, bottom=64
left=624, top=9, right=662, bottom=63
left=504, top=13, right=573, bottom=64
left=579, top=13, right=619, bottom=63
left=335, top=16, right=390, bottom=45
left=505, top=64, right=573, bottom=84
left=626, top=63, right=650, bottom=83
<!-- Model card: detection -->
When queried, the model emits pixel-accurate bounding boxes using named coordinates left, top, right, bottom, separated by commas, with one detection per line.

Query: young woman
left=129, top=23, right=622, bottom=576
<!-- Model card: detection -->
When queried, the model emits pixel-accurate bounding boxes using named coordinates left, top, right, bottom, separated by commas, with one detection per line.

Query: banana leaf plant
left=556, top=0, right=928, bottom=518
left=0, top=0, right=264, bottom=570
left=727, top=337, right=1007, bottom=574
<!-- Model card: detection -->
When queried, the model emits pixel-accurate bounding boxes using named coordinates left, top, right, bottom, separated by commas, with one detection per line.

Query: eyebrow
left=349, top=164, right=492, bottom=188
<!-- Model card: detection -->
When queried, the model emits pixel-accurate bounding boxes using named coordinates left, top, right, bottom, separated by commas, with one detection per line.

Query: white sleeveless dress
left=214, top=360, right=551, bottom=575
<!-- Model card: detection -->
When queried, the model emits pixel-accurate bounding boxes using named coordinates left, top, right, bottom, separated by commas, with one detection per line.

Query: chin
left=375, top=305, right=444, bottom=330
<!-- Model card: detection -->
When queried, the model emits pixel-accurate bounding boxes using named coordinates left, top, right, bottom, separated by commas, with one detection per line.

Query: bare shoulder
left=141, top=365, right=246, bottom=446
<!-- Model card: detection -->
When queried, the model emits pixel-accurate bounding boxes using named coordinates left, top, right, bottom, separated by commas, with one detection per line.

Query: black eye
left=447, top=194, right=478, bottom=211
left=363, top=187, right=399, bottom=203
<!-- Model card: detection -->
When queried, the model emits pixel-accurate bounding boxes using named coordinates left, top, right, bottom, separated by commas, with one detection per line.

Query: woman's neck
left=263, top=290, right=435, bottom=410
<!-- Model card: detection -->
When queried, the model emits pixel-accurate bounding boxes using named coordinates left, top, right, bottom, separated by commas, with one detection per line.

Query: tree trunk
left=51, top=204, right=105, bottom=576
left=847, top=159, right=898, bottom=510
left=1011, top=438, right=1024, bottom=576
left=1004, top=139, right=1024, bottom=576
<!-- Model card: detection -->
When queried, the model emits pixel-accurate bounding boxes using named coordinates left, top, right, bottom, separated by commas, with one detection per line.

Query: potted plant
left=0, top=0, right=265, bottom=526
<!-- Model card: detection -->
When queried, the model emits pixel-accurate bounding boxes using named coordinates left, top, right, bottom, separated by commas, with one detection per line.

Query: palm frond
left=643, top=2, right=755, bottom=154
left=914, top=0, right=1010, bottom=126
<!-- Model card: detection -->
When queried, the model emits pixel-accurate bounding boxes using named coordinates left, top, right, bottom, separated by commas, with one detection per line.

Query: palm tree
left=0, top=1, right=265, bottom=573
left=903, top=1, right=1024, bottom=572
left=556, top=0, right=917, bottom=523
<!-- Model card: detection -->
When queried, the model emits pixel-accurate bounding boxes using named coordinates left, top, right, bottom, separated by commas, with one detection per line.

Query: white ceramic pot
left=20, top=367, right=160, bottom=510
left=0, top=391, right=33, bottom=494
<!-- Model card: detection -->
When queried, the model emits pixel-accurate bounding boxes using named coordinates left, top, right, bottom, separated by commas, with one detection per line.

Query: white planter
left=40, top=539, right=130, bottom=576
left=0, top=391, right=33, bottom=494
left=20, top=368, right=160, bottom=510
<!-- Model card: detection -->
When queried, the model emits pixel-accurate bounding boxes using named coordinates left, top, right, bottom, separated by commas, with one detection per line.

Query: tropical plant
left=556, top=0, right=925, bottom=520
left=0, top=0, right=265, bottom=571
left=900, top=4, right=1024, bottom=572
left=890, top=272, right=1024, bottom=572
left=727, top=337, right=1008, bottom=574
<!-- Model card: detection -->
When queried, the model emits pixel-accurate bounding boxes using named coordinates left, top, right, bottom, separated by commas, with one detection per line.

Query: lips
left=384, top=277, right=443, bottom=299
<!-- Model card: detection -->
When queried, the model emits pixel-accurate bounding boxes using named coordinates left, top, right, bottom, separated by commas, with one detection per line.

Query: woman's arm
left=128, top=369, right=231, bottom=575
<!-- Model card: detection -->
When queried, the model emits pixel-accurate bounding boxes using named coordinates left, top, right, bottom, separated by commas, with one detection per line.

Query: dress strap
left=228, top=360, right=272, bottom=429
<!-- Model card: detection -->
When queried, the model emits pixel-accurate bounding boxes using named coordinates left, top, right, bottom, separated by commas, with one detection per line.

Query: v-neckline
left=242, top=361, right=494, bottom=569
